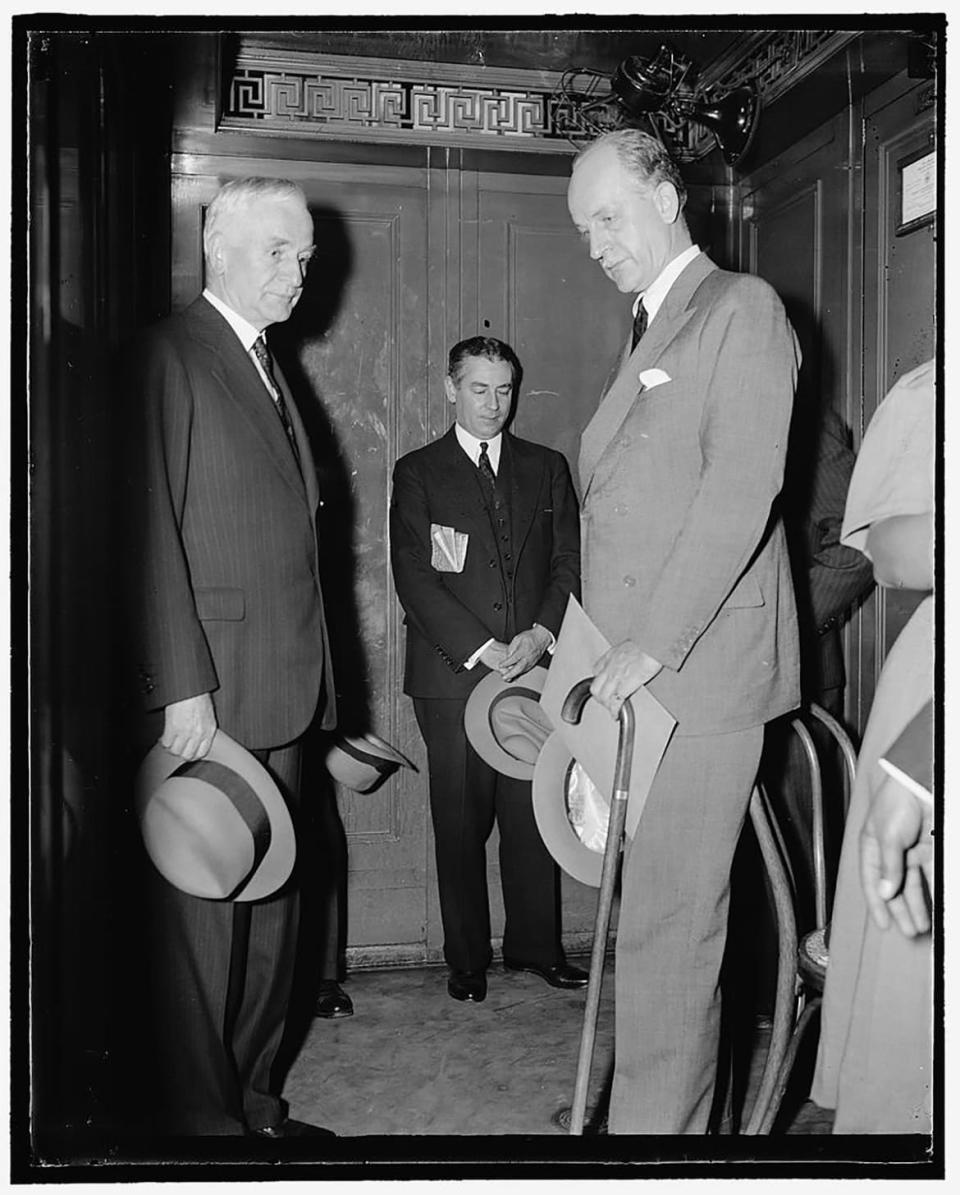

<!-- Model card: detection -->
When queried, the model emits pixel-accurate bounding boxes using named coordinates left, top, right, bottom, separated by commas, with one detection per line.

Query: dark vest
left=475, top=447, right=517, bottom=641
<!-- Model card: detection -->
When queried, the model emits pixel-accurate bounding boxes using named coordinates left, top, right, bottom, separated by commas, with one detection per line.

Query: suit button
left=623, top=575, right=636, bottom=587
left=493, top=602, right=503, bottom=611
left=490, top=560, right=497, bottom=568
left=504, top=552, right=512, bottom=560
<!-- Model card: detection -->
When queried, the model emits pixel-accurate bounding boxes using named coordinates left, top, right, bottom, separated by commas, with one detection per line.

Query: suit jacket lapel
left=274, top=360, right=319, bottom=513
left=188, top=299, right=313, bottom=511
left=579, top=253, right=716, bottom=498
left=435, top=428, right=497, bottom=553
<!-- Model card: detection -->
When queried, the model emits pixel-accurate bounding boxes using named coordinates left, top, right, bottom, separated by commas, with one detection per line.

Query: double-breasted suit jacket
left=131, top=296, right=336, bottom=748
left=391, top=427, right=580, bottom=699
left=579, top=252, right=801, bottom=734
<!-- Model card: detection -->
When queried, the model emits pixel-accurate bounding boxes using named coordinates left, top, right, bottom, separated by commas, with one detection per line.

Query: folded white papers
left=430, top=523, right=468, bottom=573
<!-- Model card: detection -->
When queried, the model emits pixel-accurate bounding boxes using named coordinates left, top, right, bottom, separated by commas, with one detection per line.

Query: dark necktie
left=478, top=442, right=505, bottom=514
left=631, top=301, right=649, bottom=352
left=251, top=335, right=301, bottom=468
left=478, top=441, right=497, bottom=486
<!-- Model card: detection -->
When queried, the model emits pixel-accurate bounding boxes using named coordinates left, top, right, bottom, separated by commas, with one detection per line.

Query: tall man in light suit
left=567, top=131, right=801, bottom=1133
left=127, top=178, right=336, bottom=1138
left=390, top=338, right=585, bottom=1004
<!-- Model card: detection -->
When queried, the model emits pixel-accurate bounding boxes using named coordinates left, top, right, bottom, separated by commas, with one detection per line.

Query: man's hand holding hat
left=499, top=624, right=554, bottom=682
left=161, top=691, right=218, bottom=761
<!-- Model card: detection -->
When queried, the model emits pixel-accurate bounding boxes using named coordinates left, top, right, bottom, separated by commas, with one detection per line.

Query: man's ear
left=653, top=181, right=682, bottom=226
left=206, top=231, right=226, bottom=277
left=443, top=375, right=457, bottom=404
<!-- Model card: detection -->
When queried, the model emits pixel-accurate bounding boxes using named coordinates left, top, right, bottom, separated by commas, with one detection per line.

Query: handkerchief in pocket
left=638, top=367, right=672, bottom=390
left=430, top=523, right=468, bottom=573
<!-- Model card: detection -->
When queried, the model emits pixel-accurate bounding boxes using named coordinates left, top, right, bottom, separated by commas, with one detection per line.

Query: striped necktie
left=251, top=335, right=301, bottom=468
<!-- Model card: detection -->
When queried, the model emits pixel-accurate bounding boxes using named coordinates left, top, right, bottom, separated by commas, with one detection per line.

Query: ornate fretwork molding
left=220, top=32, right=863, bottom=159
left=221, top=46, right=577, bottom=151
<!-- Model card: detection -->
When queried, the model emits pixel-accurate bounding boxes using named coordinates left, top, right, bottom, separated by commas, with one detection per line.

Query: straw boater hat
left=463, top=666, right=555, bottom=780
left=135, top=729, right=296, bottom=901
left=325, top=731, right=416, bottom=793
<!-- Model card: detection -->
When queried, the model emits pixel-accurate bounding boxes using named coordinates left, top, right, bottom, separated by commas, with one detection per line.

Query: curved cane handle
left=561, top=677, right=595, bottom=726
left=561, top=678, right=636, bottom=802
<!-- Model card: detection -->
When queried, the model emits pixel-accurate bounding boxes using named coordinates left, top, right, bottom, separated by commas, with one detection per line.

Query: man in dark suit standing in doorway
left=126, top=177, right=336, bottom=1139
left=390, top=337, right=586, bottom=1004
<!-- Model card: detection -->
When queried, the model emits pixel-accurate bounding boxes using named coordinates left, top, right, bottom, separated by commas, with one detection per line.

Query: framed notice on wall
left=896, top=145, right=936, bottom=235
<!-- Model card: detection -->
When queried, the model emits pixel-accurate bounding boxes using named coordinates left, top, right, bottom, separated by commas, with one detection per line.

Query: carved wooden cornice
left=219, top=31, right=864, bottom=159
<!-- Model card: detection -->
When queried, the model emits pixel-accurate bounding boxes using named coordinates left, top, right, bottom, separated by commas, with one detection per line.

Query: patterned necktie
left=478, top=441, right=497, bottom=486
left=251, top=335, right=301, bottom=468
left=631, top=301, right=649, bottom=352
left=478, top=442, right=505, bottom=514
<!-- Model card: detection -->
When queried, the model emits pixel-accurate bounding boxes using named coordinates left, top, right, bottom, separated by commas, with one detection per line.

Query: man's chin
left=268, top=298, right=297, bottom=322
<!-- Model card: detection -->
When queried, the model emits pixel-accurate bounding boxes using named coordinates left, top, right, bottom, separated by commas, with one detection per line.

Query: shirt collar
left=203, top=288, right=263, bottom=353
left=632, top=244, right=701, bottom=325
left=455, top=424, right=502, bottom=472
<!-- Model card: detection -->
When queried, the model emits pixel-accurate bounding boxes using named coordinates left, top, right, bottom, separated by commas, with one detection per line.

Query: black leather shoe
left=314, top=981, right=354, bottom=1019
left=249, top=1118, right=336, bottom=1139
left=447, top=970, right=487, bottom=1002
left=503, top=957, right=589, bottom=989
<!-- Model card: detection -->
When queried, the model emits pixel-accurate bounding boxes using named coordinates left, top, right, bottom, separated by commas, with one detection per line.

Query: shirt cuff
left=465, top=637, right=495, bottom=670
left=532, top=622, right=556, bottom=654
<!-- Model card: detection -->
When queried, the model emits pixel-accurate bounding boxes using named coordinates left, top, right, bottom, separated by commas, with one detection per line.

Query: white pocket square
left=638, top=368, right=671, bottom=389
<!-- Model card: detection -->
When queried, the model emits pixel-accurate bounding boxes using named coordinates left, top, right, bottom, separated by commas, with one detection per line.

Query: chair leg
left=743, top=786, right=799, bottom=1136
left=755, top=996, right=822, bottom=1135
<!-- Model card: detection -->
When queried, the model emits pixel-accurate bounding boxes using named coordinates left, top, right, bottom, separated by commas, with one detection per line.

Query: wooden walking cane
left=562, top=678, right=636, bottom=1136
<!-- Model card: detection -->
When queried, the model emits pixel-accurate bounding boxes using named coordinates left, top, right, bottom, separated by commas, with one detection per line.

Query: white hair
left=202, top=177, right=308, bottom=260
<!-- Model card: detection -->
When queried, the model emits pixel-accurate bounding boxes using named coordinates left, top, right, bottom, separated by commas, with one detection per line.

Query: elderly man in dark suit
left=127, top=177, right=335, bottom=1139
left=390, top=337, right=586, bottom=1003
left=567, top=130, right=801, bottom=1133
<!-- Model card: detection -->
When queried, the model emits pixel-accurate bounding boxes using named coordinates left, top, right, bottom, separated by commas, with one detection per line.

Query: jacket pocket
left=194, top=586, right=246, bottom=621
left=723, top=574, right=764, bottom=609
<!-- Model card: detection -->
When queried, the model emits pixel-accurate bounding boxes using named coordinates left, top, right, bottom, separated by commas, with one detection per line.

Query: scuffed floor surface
left=281, top=961, right=832, bottom=1137
left=283, top=961, right=611, bottom=1136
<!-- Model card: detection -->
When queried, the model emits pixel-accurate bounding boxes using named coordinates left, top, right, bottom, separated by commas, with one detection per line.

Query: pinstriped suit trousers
left=144, top=742, right=301, bottom=1136
left=609, top=724, right=763, bottom=1134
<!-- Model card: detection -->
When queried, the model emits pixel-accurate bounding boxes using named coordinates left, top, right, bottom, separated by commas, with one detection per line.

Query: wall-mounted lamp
left=556, top=44, right=761, bottom=168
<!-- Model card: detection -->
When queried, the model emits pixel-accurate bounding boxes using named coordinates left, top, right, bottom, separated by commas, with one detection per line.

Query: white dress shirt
left=456, top=424, right=502, bottom=474
left=632, top=243, right=702, bottom=327
left=203, top=288, right=275, bottom=396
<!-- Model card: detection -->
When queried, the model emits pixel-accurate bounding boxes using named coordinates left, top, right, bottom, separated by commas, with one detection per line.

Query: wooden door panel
left=284, top=174, right=432, bottom=953
left=739, top=116, right=870, bottom=727
left=862, top=85, right=936, bottom=666
left=474, top=176, right=629, bottom=490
